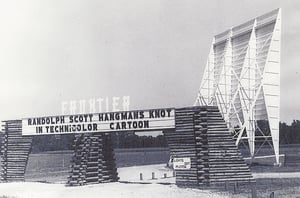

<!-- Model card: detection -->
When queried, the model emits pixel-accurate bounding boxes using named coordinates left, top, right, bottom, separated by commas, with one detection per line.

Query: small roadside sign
left=173, top=158, right=191, bottom=170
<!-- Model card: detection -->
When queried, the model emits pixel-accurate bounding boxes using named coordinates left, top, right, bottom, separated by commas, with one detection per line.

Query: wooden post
left=152, top=172, right=155, bottom=179
left=233, top=182, right=238, bottom=193
left=251, top=182, right=257, bottom=198
left=140, top=173, right=143, bottom=180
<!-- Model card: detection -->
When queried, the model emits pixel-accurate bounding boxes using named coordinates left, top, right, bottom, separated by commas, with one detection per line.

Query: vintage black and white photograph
left=0, top=0, right=299, bottom=197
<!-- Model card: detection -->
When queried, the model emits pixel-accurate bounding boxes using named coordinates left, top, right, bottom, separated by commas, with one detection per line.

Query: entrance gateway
left=1, top=106, right=254, bottom=187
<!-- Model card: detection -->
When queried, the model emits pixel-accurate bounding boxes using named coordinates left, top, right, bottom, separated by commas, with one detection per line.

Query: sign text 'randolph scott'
left=22, top=108, right=175, bottom=136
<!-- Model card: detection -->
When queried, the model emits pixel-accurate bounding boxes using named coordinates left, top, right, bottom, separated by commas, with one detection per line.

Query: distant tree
left=279, top=120, right=300, bottom=144
left=113, top=133, right=167, bottom=148
left=280, top=122, right=289, bottom=144
left=31, top=134, right=74, bottom=153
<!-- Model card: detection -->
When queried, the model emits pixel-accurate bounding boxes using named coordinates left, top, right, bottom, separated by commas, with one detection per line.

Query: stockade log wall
left=164, top=106, right=254, bottom=187
left=67, top=133, right=118, bottom=186
left=0, top=120, right=32, bottom=182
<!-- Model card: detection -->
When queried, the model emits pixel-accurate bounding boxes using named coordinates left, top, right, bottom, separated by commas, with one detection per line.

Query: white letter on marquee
left=89, top=98, right=96, bottom=113
left=61, top=101, right=68, bottom=115
left=112, top=97, right=120, bottom=111
left=105, top=97, right=109, bottom=112
left=79, top=100, right=86, bottom=114
left=70, top=100, right=77, bottom=114
left=96, top=98, right=104, bottom=112
left=122, top=96, right=130, bottom=111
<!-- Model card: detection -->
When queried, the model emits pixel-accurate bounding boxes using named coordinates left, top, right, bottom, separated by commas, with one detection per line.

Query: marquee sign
left=22, top=108, right=175, bottom=136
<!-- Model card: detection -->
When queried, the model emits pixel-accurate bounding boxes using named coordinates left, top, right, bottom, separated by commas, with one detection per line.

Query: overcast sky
left=0, top=0, right=299, bottom=123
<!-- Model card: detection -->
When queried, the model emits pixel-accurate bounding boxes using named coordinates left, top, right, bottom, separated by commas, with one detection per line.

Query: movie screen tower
left=195, top=9, right=281, bottom=165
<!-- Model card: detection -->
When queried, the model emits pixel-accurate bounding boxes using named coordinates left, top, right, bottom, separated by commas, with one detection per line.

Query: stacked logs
left=164, top=106, right=254, bottom=187
left=194, top=107, right=210, bottom=185
left=164, top=107, right=199, bottom=187
left=102, top=134, right=119, bottom=182
left=204, top=107, right=253, bottom=184
left=0, top=120, right=32, bottom=182
left=67, top=133, right=118, bottom=186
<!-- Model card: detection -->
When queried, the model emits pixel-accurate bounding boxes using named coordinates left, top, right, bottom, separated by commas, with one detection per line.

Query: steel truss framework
left=195, top=9, right=281, bottom=165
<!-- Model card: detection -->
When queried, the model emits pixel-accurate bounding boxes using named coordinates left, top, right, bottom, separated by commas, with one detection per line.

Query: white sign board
left=173, top=158, right=191, bottom=170
left=22, top=108, right=175, bottom=136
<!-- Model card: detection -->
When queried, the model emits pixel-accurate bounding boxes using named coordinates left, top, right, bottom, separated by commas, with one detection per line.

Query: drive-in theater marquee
left=22, top=108, right=175, bottom=136
left=3, top=106, right=256, bottom=189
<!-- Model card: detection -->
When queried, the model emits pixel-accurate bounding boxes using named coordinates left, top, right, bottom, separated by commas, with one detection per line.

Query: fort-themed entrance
left=0, top=106, right=254, bottom=187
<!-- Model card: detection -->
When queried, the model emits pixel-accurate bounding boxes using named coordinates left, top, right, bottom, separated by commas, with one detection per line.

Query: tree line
left=28, top=132, right=167, bottom=153
left=280, top=120, right=300, bottom=144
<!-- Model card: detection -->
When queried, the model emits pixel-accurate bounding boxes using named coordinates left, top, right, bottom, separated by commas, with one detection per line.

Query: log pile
left=194, top=107, right=210, bottom=185
left=0, top=120, right=32, bottom=182
left=164, top=106, right=254, bottom=187
left=164, top=107, right=199, bottom=187
left=202, top=106, right=253, bottom=184
left=67, top=133, right=118, bottom=186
